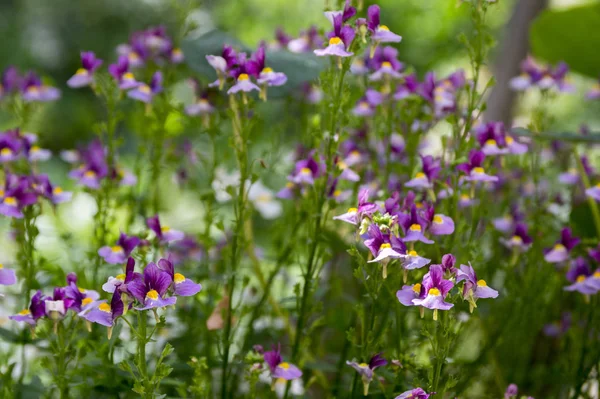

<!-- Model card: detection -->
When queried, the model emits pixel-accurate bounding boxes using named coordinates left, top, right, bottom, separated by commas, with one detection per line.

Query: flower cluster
left=0, top=66, right=60, bottom=102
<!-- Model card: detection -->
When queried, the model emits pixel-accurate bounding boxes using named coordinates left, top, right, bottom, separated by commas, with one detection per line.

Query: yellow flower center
left=337, top=160, right=348, bottom=170
left=174, top=273, right=186, bottom=284
left=4, top=197, right=16, bottom=206
left=111, top=245, right=123, bottom=253
left=576, top=275, right=586, bottom=283
left=285, top=182, right=294, bottom=188
left=1, top=148, right=13, bottom=156
left=116, top=274, right=126, bottom=281
left=173, top=48, right=183, bottom=56
left=596, top=182, right=600, bottom=189
left=380, top=243, right=392, bottom=250
left=415, top=172, right=426, bottom=179
left=146, top=289, right=159, bottom=300
left=53, top=187, right=63, bottom=195
left=347, top=207, right=358, bottom=214
left=415, top=202, right=423, bottom=209
left=99, top=303, right=111, bottom=313
left=359, top=101, right=370, bottom=109
left=477, top=279, right=487, bottom=287
left=472, top=167, right=485, bottom=174
left=30, top=145, right=41, bottom=153
left=358, top=362, right=369, bottom=368
left=279, top=362, right=290, bottom=370
left=554, top=243, right=566, bottom=252
left=300, top=167, right=312, bottom=175
left=333, top=189, right=341, bottom=197
left=18, top=309, right=31, bottom=315
left=593, top=271, right=600, bottom=278
left=329, top=37, right=343, bottom=45
left=0, top=263, right=2, bottom=269
left=161, top=226, right=171, bottom=232
left=505, top=136, right=514, bottom=145
left=238, top=73, right=249, bottom=81
left=433, top=215, right=443, bottom=224
left=75, top=68, right=87, bottom=75
left=408, top=250, right=418, bottom=256
left=123, top=72, right=135, bottom=81
left=262, top=67, right=273, bottom=73
left=82, top=297, right=93, bottom=306
left=409, top=224, right=421, bottom=232
left=84, top=170, right=96, bottom=178
left=379, top=25, right=390, bottom=31
left=350, top=150, right=361, bottom=157
left=485, top=139, right=497, bottom=146
left=428, top=288, right=441, bottom=296
left=129, top=52, right=140, bottom=61
left=0, top=190, right=4, bottom=197
left=460, top=194, right=471, bottom=201
left=78, top=287, right=87, bottom=293
left=27, top=86, right=39, bottom=94
left=412, top=283, right=421, bottom=293
left=139, top=84, right=151, bottom=94
left=381, top=61, right=392, bottom=68
left=511, top=235, right=523, bottom=244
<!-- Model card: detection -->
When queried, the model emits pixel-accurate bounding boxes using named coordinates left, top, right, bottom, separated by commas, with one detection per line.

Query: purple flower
left=0, top=263, right=16, bottom=285
left=475, top=122, right=509, bottom=156
left=206, top=45, right=239, bottom=89
left=68, top=139, right=109, bottom=189
left=0, top=174, right=38, bottom=218
left=67, top=51, right=103, bottom=88
left=81, top=290, right=124, bottom=338
left=0, top=129, right=24, bottom=162
left=368, top=46, right=404, bottom=81
left=396, top=283, right=424, bottom=306
left=263, top=344, right=302, bottom=381
left=157, top=258, right=202, bottom=297
left=288, top=155, right=324, bottom=186
left=441, top=253, right=457, bottom=275
left=0, top=66, right=21, bottom=99
left=500, top=222, right=533, bottom=251
left=333, top=188, right=378, bottom=225
left=128, top=262, right=177, bottom=310
left=457, top=150, right=498, bottom=182
left=128, top=71, right=163, bottom=103
left=108, top=56, right=139, bottom=90
left=314, top=14, right=354, bottom=57
left=20, top=72, right=61, bottom=102
left=147, top=215, right=185, bottom=243
left=324, top=0, right=356, bottom=25
left=10, top=290, right=47, bottom=326
left=367, top=5, right=402, bottom=43
left=98, top=232, right=141, bottom=264
left=505, top=383, right=518, bottom=398
left=346, top=352, right=387, bottom=396
left=544, top=228, right=579, bottom=263
left=586, top=183, right=600, bottom=201
left=288, top=26, right=323, bottom=53
left=564, top=257, right=597, bottom=295
left=456, top=263, right=498, bottom=312
left=412, top=265, right=454, bottom=318
left=405, top=155, right=440, bottom=189
left=364, top=225, right=407, bottom=278
left=399, top=205, right=433, bottom=244
left=395, top=388, right=432, bottom=399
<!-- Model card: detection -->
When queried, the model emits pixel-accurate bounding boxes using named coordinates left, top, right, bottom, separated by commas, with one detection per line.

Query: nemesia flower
left=147, top=215, right=185, bottom=243
left=102, top=256, right=140, bottom=301
left=288, top=155, right=324, bottom=186
left=367, top=5, right=402, bottom=44
left=227, top=55, right=261, bottom=95
left=128, top=262, right=177, bottom=310
left=108, top=56, right=139, bottom=90
left=500, top=222, right=533, bottom=251
left=401, top=250, right=431, bottom=273
left=346, top=352, right=387, bottom=396
left=288, top=26, right=323, bottom=53
left=81, top=291, right=124, bottom=338
left=0, top=173, right=38, bottom=218
left=505, top=384, right=518, bottom=399
left=368, top=46, right=404, bottom=81
left=185, top=80, right=215, bottom=116
left=128, top=71, right=163, bottom=103
left=411, top=265, right=454, bottom=320
left=324, top=0, right=356, bottom=26
left=67, top=139, right=109, bottom=189
left=157, top=258, right=202, bottom=297
left=0, top=66, right=21, bottom=99
left=314, top=14, right=355, bottom=58
left=457, top=150, right=498, bottom=182
left=98, top=232, right=141, bottom=264
left=399, top=205, right=433, bottom=244
left=510, top=56, right=572, bottom=92
left=395, top=388, right=432, bottom=399
left=67, top=51, right=103, bottom=88
left=10, top=290, right=47, bottom=326
left=422, top=204, right=454, bottom=236
left=585, top=183, right=600, bottom=201
left=564, top=257, right=597, bottom=295
left=405, top=155, right=441, bottom=189
left=396, top=283, right=424, bottom=306
left=206, top=45, right=238, bottom=89
left=456, top=263, right=499, bottom=312
left=0, top=130, right=22, bottom=162
left=0, top=263, right=16, bottom=286
left=263, top=344, right=302, bottom=383
left=475, top=122, right=509, bottom=156
left=20, top=71, right=61, bottom=102
left=251, top=45, right=287, bottom=89
left=440, top=253, right=458, bottom=275
left=365, top=225, right=407, bottom=278
left=544, top=227, right=579, bottom=263
left=333, top=188, right=378, bottom=225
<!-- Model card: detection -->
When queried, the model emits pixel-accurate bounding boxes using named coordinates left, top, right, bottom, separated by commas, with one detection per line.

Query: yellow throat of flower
left=409, top=224, right=421, bottom=232
left=433, top=215, right=443, bottom=224
left=99, top=303, right=111, bottom=313
left=412, top=283, right=421, bottom=293
left=329, top=37, right=343, bottom=45
left=174, top=273, right=186, bottom=284
left=238, top=73, right=249, bottom=81
left=146, top=289, right=159, bottom=300
left=428, top=288, right=441, bottom=296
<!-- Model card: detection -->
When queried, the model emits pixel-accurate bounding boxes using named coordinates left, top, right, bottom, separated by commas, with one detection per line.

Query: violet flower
left=0, top=174, right=38, bottom=218
left=396, top=283, right=424, bottom=307
left=157, top=258, right=202, bottom=297
left=288, top=26, right=323, bottom=53
left=544, top=227, right=579, bottom=263
left=108, top=56, right=139, bottom=90
left=423, top=204, right=454, bottom=236
left=67, top=51, right=103, bottom=88
left=10, top=290, right=47, bottom=326
left=395, top=388, right=432, bottom=399
left=263, top=344, right=302, bottom=381
left=288, top=155, right=324, bottom=186
left=500, top=222, right=533, bottom=252
left=368, top=46, right=404, bottom=81
left=98, top=232, right=141, bottom=264
left=367, top=5, right=402, bottom=44
left=20, top=71, right=61, bottom=102
left=81, top=290, right=124, bottom=338
left=0, top=66, right=21, bottom=99
left=0, top=263, right=16, bottom=286
left=585, top=183, right=600, bottom=201
left=399, top=205, right=433, bottom=244
left=68, top=139, right=109, bottom=189
left=314, top=14, right=355, bottom=58
left=404, top=155, right=440, bottom=189
left=251, top=45, right=287, bottom=89
left=456, top=263, right=498, bottom=312
left=206, top=45, right=238, bottom=89
left=346, top=352, right=387, bottom=396
left=457, top=150, right=498, bottom=182
left=324, top=0, right=356, bottom=26
left=147, top=214, right=185, bottom=243
left=128, top=262, right=177, bottom=310
left=333, top=188, right=378, bottom=225
left=411, top=265, right=454, bottom=320
left=128, top=71, right=163, bottom=103
left=364, top=225, right=407, bottom=278
left=564, top=257, right=598, bottom=295
left=475, top=122, right=509, bottom=156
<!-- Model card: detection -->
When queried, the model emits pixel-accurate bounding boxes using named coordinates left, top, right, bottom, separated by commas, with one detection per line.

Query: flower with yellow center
left=75, top=68, right=88, bottom=76
left=358, top=362, right=368, bottom=368
left=505, top=136, right=514, bottom=145
left=472, top=167, right=485, bottom=174
left=0, top=148, right=13, bottom=156
left=84, top=170, right=97, bottom=178
left=511, top=235, right=523, bottom=244
left=409, top=224, right=421, bottom=232
left=262, top=67, right=273, bottom=74
left=98, top=303, right=112, bottom=313
left=3, top=197, right=17, bottom=206
left=278, top=362, right=290, bottom=370
left=485, top=139, right=497, bottom=146
left=576, top=275, right=587, bottom=283
left=476, top=279, right=487, bottom=287
left=381, top=61, right=392, bottom=69
left=347, top=207, right=358, bottom=214
left=414, top=172, right=426, bottom=179
left=329, top=37, right=343, bottom=45
left=82, top=297, right=94, bottom=306
left=146, top=289, right=159, bottom=300
left=111, top=245, right=123, bottom=253
left=433, top=215, right=443, bottom=224
left=333, top=189, right=341, bottom=197
left=553, top=243, right=566, bottom=252
left=428, top=288, right=441, bottom=296
left=123, top=72, right=135, bottom=81
left=379, top=243, right=391, bottom=250
left=300, top=167, right=312, bottom=175
left=237, top=73, right=249, bottom=81
left=408, top=250, right=418, bottom=257
left=161, top=226, right=171, bottom=232
left=174, top=273, right=186, bottom=284
left=378, top=25, right=390, bottom=31
left=116, top=273, right=125, bottom=281
left=18, top=309, right=31, bottom=316
left=412, top=283, right=421, bottom=294
left=53, top=187, right=63, bottom=195
left=139, top=84, right=151, bottom=94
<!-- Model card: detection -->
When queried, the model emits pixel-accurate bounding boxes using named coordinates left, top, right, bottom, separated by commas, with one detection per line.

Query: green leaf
left=530, top=4, right=600, bottom=78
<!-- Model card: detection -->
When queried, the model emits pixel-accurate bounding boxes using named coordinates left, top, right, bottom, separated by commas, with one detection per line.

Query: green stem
left=138, top=311, right=148, bottom=383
